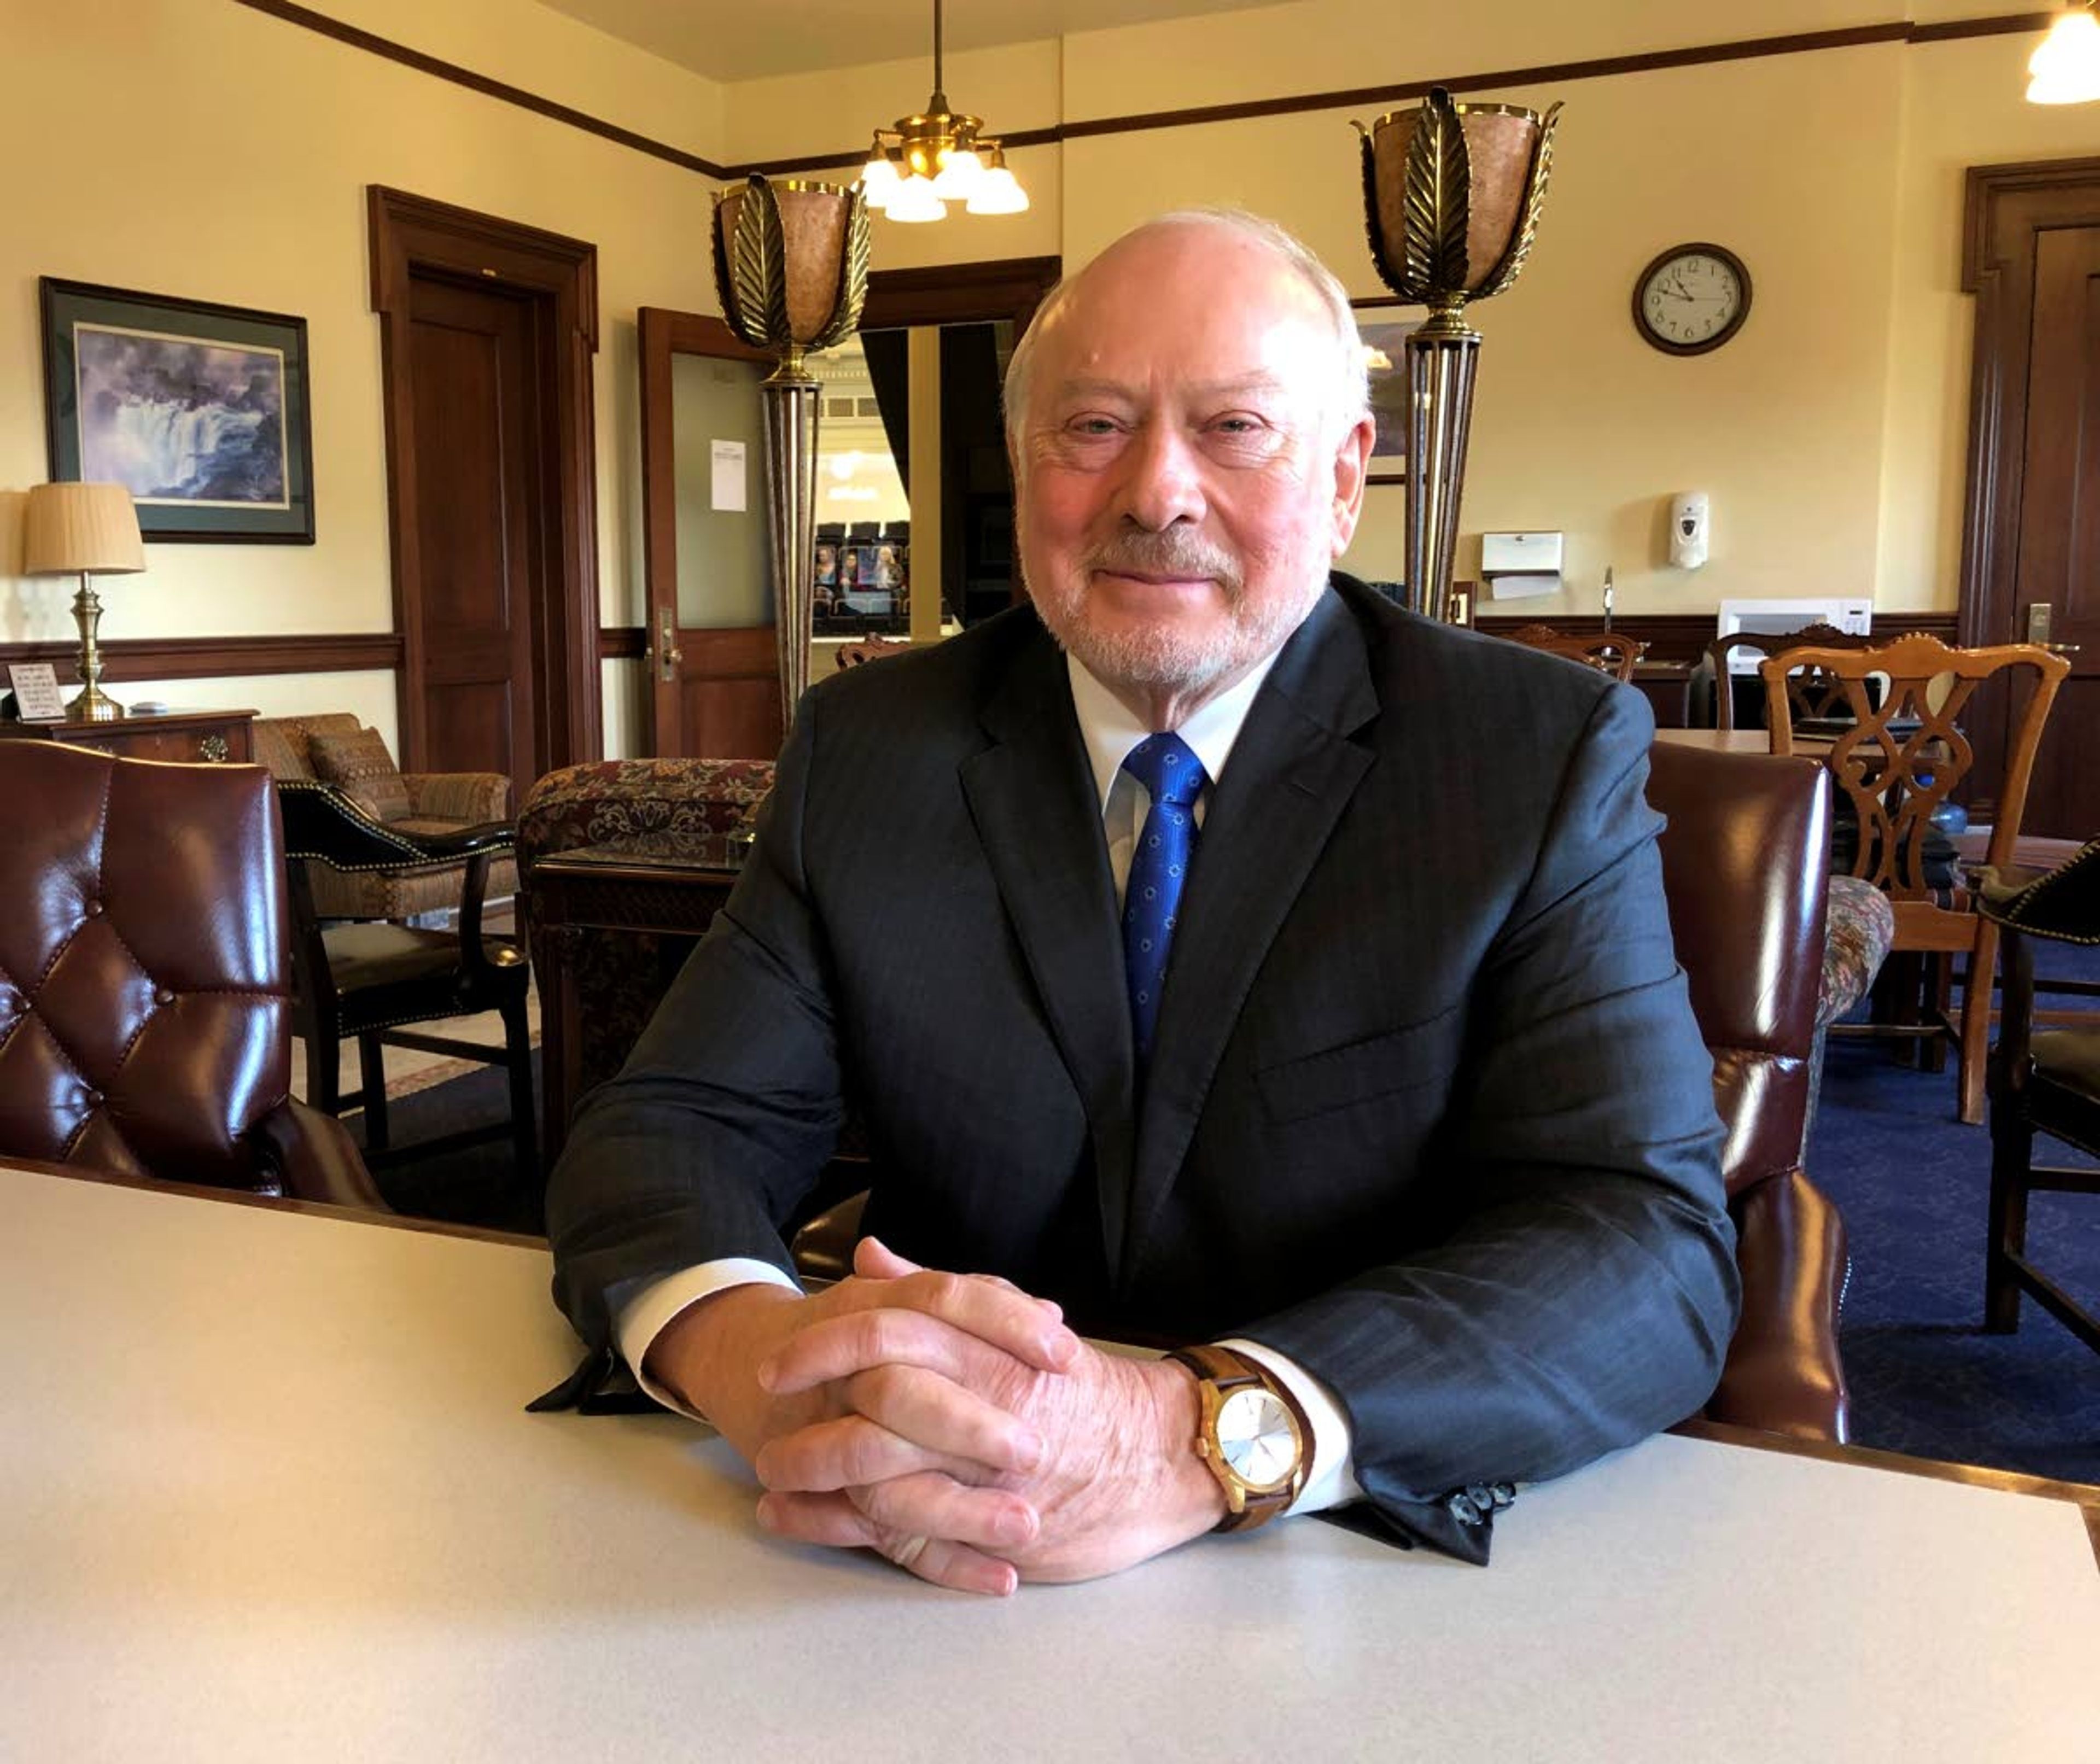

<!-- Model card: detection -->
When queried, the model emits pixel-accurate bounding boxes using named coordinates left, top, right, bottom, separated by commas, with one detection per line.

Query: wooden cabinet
left=0, top=708, right=257, bottom=764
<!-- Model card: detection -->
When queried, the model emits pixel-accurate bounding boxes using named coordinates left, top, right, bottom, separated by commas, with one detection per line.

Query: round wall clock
left=1632, top=243, right=1751, bottom=355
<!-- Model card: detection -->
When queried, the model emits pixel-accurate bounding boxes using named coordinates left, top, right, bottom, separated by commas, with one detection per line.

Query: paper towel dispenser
left=1480, top=531, right=1564, bottom=600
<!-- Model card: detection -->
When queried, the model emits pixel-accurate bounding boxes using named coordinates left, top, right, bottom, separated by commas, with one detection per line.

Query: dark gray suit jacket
left=546, top=574, right=1738, bottom=1561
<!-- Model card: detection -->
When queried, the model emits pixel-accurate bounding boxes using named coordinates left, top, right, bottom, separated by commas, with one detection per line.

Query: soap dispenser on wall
left=1670, top=492, right=1710, bottom=569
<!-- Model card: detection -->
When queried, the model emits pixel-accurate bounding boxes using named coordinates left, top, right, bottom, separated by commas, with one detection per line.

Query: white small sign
left=7, top=663, right=66, bottom=721
left=710, top=439, right=748, bottom=512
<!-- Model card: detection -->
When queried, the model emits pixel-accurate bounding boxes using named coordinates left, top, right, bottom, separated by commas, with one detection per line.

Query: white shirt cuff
left=615, top=1259, right=803, bottom=1423
left=1220, top=1337, right=1363, bottom=1516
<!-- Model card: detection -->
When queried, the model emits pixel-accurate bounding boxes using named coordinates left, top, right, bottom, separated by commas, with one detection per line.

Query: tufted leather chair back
left=1648, top=741, right=1831, bottom=1199
left=0, top=743, right=291, bottom=1185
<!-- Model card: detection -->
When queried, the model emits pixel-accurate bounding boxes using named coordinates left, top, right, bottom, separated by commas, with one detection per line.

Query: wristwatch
left=1166, top=1342, right=1311, bottom=1532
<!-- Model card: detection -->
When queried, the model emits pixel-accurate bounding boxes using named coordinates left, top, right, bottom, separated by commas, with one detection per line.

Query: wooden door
left=639, top=308, right=781, bottom=759
left=1962, top=161, right=2100, bottom=838
left=369, top=187, right=601, bottom=807
left=405, top=273, right=544, bottom=802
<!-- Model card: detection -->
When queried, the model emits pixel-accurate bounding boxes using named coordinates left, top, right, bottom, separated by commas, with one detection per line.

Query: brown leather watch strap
left=1165, top=1342, right=1313, bottom=1532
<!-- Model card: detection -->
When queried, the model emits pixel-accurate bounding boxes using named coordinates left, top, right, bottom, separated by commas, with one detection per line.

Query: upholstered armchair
left=252, top=714, right=517, bottom=920
left=1648, top=741, right=1851, bottom=1439
left=0, top=742, right=384, bottom=1210
left=518, top=757, right=775, bottom=1119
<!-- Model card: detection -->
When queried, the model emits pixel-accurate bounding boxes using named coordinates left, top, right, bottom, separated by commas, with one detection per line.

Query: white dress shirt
left=617, top=650, right=1362, bottom=1517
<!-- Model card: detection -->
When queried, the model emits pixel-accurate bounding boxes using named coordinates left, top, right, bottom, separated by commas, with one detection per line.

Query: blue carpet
left=1807, top=940, right=2099, bottom=1486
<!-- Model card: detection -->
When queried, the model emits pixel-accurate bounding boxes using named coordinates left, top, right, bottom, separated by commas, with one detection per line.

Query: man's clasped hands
left=645, top=1238, right=1227, bottom=1594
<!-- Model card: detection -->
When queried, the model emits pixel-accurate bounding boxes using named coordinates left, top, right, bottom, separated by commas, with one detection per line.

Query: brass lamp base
left=69, top=574, right=125, bottom=721
left=67, top=682, right=126, bottom=722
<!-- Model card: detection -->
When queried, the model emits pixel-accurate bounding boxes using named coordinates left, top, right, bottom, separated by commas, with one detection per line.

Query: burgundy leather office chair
left=0, top=742, right=383, bottom=1207
left=1649, top=740, right=1850, bottom=1439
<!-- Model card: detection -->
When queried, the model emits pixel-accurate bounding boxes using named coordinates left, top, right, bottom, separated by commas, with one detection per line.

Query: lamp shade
left=714, top=178, right=868, bottom=351
left=23, top=482, right=145, bottom=576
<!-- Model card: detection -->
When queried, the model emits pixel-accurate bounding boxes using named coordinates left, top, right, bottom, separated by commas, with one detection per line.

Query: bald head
left=1003, top=210, right=1370, bottom=452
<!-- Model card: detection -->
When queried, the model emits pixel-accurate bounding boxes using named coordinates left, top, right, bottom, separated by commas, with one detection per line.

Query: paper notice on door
left=710, top=440, right=748, bottom=512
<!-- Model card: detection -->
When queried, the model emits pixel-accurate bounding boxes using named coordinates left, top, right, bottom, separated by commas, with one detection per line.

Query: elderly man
left=545, top=211, right=1736, bottom=1595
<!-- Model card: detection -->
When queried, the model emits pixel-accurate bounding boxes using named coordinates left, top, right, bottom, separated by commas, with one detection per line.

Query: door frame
left=368, top=185, right=602, bottom=775
left=636, top=255, right=1061, bottom=758
left=1956, top=156, right=2100, bottom=819
left=638, top=306, right=778, bottom=756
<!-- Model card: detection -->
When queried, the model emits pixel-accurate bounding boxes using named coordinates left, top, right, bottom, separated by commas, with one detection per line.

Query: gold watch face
left=1214, top=1386, right=1299, bottom=1493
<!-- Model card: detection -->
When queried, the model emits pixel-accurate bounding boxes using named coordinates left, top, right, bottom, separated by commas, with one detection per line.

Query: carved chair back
left=1503, top=623, right=1646, bottom=683
left=1705, top=623, right=1874, bottom=732
left=1760, top=633, right=2070, bottom=1121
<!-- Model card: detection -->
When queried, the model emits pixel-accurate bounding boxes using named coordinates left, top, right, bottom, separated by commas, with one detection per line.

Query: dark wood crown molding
left=230, top=0, right=727, bottom=177
left=229, top=4, right=2060, bottom=189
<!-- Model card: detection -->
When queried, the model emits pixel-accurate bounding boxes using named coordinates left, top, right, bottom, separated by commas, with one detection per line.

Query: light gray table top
left=4, top=1163, right=2096, bottom=1764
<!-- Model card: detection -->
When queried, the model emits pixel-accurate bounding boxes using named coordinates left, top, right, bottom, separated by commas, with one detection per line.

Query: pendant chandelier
left=2028, top=1, right=2100, bottom=103
left=860, top=0, right=1028, bottom=221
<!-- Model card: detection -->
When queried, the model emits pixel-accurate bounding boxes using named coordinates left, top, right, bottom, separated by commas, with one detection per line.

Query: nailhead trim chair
left=0, top=743, right=384, bottom=1207
left=1649, top=740, right=1852, bottom=1439
left=253, top=714, right=517, bottom=921
left=276, top=779, right=535, bottom=1181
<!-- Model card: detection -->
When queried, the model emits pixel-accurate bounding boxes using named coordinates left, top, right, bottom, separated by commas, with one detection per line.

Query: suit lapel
left=1121, top=589, right=1380, bottom=1284
left=957, top=632, right=1139, bottom=1277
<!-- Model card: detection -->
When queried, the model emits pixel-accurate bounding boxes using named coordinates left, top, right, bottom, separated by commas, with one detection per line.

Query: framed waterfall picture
left=40, top=278, right=316, bottom=543
left=1352, top=309, right=1418, bottom=487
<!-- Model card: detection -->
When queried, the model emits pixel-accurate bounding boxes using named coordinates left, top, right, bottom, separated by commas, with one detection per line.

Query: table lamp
left=22, top=481, right=146, bottom=721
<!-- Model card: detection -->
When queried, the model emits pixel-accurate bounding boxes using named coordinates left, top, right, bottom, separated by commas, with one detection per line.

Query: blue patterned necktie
left=1120, top=732, right=1208, bottom=1065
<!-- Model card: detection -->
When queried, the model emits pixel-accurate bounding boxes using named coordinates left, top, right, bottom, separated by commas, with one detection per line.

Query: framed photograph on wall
left=40, top=278, right=316, bottom=543
left=1352, top=301, right=1418, bottom=487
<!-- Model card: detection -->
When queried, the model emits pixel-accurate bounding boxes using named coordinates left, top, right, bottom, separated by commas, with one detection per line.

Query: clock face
left=1215, top=1387, right=1299, bottom=1492
left=1635, top=244, right=1751, bottom=355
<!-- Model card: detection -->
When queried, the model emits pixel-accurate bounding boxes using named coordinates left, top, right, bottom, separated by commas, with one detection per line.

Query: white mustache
left=1081, top=531, right=1240, bottom=591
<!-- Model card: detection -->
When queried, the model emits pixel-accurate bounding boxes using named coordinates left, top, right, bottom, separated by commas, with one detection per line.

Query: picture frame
left=1352, top=308, right=1419, bottom=487
left=39, top=277, right=316, bottom=544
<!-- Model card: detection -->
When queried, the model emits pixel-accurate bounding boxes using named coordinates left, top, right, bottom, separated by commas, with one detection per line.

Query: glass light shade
left=2028, top=9, right=2100, bottom=103
left=860, top=152, right=900, bottom=208
left=965, top=166, right=1029, bottom=214
left=885, top=174, right=946, bottom=222
left=931, top=148, right=984, bottom=198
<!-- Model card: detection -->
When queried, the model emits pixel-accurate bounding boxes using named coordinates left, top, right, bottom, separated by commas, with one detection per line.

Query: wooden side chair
left=1976, top=841, right=2100, bottom=1353
left=1704, top=622, right=1875, bottom=732
left=1503, top=624, right=1646, bottom=683
left=276, top=779, right=536, bottom=1179
left=1761, top=632, right=2071, bottom=1122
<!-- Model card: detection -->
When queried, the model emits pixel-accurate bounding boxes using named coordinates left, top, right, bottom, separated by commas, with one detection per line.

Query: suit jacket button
left=1448, top=1491, right=1483, bottom=1526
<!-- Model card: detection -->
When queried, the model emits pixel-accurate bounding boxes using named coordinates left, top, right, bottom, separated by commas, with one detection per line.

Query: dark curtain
left=862, top=329, right=910, bottom=497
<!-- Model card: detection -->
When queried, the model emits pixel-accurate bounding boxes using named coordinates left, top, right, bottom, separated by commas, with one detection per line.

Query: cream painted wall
left=720, top=4, right=2081, bottom=624
left=312, top=0, right=725, bottom=161
left=3, top=1, right=2082, bottom=778
left=0, top=0, right=721, bottom=762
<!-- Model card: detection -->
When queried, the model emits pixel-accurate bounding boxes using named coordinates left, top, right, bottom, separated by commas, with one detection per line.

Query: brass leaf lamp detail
left=1356, top=87, right=1561, bottom=621
left=711, top=174, right=871, bottom=732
